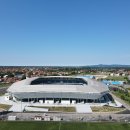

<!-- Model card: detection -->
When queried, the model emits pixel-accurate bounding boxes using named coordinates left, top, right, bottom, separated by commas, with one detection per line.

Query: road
left=4, top=112, right=130, bottom=122
left=128, top=75, right=130, bottom=80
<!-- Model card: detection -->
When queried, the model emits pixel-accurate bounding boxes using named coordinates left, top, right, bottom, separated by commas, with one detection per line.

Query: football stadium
left=7, top=76, right=113, bottom=104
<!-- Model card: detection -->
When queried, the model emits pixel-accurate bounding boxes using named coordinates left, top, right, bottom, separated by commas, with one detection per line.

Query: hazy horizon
left=0, top=64, right=130, bottom=67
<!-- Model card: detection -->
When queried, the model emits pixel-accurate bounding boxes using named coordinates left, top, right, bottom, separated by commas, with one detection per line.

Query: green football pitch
left=0, top=121, right=130, bottom=130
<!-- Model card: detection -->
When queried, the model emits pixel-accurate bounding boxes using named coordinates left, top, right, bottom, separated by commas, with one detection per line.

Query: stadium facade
left=7, top=76, right=113, bottom=104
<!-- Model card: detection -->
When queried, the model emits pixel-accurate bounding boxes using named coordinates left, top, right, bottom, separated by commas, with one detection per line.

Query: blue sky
left=0, top=0, right=130, bottom=66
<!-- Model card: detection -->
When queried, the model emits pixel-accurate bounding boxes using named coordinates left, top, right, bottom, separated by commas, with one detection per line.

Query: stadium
left=7, top=76, right=113, bottom=104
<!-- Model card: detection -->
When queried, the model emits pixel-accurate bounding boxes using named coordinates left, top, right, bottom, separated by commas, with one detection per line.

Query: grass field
left=0, top=104, right=12, bottom=110
left=91, top=106, right=125, bottom=112
left=48, top=106, right=76, bottom=112
left=104, top=76, right=127, bottom=82
left=0, top=122, right=130, bottom=130
left=112, top=91, right=130, bottom=105
left=30, top=106, right=76, bottom=112
left=0, top=83, right=12, bottom=88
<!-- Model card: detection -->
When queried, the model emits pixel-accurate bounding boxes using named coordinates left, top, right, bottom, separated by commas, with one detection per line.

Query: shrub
left=120, top=95, right=125, bottom=100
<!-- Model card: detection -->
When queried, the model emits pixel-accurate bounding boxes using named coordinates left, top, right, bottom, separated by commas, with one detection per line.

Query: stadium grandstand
left=7, top=76, right=113, bottom=104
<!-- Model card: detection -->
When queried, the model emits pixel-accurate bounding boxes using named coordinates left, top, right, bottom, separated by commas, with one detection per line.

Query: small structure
left=25, top=106, right=48, bottom=112
left=110, top=73, right=114, bottom=76
left=122, top=73, right=126, bottom=76
left=3, top=75, right=8, bottom=78
left=39, top=100, right=43, bottom=104
left=4, top=93, right=10, bottom=101
left=45, top=100, right=54, bottom=104
left=80, top=101, right=85, bottom=104
left=52, top=116, right=61, bottom=121
left=71, top=100, right=76, bottom=104
left=34, top=116, right=43, bottom=121
left=115, top=73, right=120, bottom=77
left=0, top=78, right=2, bottom=82
left=61, top=100, right=70, bottom=105
left=8, top=116, right=17, bottom=121
left=15, top=74, right=25, bottom=79
left=44, top=116, right=51, bottom=121
left=12, top=96, right=17, bottom=101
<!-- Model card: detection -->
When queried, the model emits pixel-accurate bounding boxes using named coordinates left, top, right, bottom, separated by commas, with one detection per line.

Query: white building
left=7, top=76, right=113, bottom=104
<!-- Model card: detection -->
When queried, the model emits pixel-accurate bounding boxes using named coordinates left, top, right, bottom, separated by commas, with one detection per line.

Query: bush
left=120, top=95, right=125, bottom=100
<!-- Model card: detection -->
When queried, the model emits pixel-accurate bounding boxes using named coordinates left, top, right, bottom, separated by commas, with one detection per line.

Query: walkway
left=76, top=104, right=92, bottom=113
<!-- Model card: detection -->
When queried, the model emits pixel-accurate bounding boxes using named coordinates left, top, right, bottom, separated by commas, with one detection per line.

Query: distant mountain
left=87, top=64, right=130, bottom=68
left=0, top=64, right=130, bottom=68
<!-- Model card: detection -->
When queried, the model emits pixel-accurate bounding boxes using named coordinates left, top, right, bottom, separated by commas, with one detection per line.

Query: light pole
left=59, top=92, right=62, bottom=130
left=21, top=99, right=22, bottom=120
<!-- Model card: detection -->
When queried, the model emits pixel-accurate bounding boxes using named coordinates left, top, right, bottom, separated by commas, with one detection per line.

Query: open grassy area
left=0, top=83, right=12, bottom=88
left=127, top=88, right=130, bottom=91
left=91, top=106, right=125, bottom=112
left=112, top=91, right=130, bottom=105
left=47, top=106, right=76, bottom=112
left=0, top=93, right=4, bottom=96
left=104, top=76, right=128, bottom=82
left=0, top=104, right=12, bottom=111
left=0, top=122, right=130, bottom=130
left=30, top=106, right=76, bottom=112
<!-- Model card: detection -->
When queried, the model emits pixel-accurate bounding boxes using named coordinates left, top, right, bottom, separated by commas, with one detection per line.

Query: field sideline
left=0, top=122, right=130, bottom=130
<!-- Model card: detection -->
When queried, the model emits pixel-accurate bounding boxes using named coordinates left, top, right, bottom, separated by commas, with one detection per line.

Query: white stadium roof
left=7, top=76, right=109, bottom=100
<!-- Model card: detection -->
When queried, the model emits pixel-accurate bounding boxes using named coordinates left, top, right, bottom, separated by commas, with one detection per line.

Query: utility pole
left=21, top=99, right=22, bottom=120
